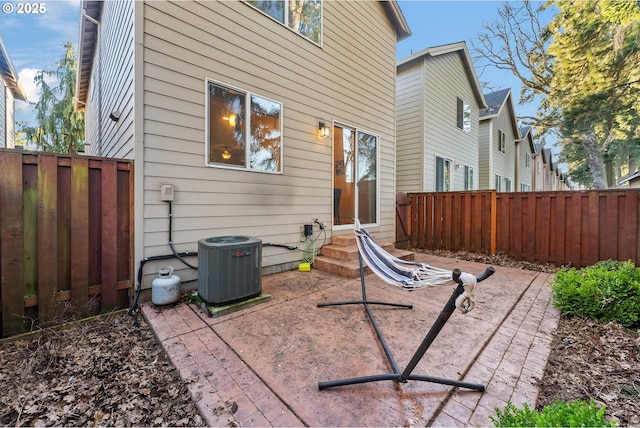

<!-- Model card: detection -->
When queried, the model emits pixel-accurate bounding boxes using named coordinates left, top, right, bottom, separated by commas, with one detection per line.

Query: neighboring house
left=0, top=35, right=26, bottom=149
left=619, top=171, right=640, bottom=188
left=517, top=125, right=535, bottom=192
left=75, top=1, right=411, bottom=286
left=532, top=143, right=547, bottom=191
left=479, top=89, right=520, bottom=191
left=396, top=42, right=487, bottom=193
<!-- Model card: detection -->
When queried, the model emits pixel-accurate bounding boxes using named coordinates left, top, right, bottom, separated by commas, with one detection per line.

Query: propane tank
left=152, top=267, right=181, bottom=305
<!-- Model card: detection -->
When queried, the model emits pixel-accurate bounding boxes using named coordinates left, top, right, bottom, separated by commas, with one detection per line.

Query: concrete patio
left=141, top=253, right=559, bottom=427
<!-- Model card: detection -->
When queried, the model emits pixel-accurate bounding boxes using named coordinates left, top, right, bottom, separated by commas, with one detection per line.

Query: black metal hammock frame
left=317, top=226, right=495, bottom=391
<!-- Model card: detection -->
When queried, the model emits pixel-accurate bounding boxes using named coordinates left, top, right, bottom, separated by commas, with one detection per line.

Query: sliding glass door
left=333, top=123, right=378, bottom=226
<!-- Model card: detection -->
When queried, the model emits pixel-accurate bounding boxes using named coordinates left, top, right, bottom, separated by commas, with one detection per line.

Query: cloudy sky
left=1, top=0, right=81, bottom=123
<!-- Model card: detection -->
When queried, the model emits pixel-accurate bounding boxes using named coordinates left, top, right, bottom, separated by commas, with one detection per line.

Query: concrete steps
left=315, top=234, right=414, bottom=278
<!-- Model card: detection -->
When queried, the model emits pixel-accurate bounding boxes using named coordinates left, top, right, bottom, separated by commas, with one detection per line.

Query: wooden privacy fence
left=404, top=190, right=640, bottom=268
left=0, top=150, right=133, bottom=338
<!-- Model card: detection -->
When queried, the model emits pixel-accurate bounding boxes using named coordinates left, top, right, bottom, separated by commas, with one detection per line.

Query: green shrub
left=551, top=260, right=640, bottom=329
left=490, top=400, right=616, bottom=427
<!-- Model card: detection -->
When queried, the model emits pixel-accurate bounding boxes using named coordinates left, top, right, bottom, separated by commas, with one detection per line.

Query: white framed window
left=505, top=177, right=512, bottom=192
left=498, top=130, right=506, bottom=153
left=436, top=156, right=451, bottom=191
left=206, top=79, right=283, bottom=173
left=525, top=152, right=531, bottom=168
left=464, top=165, right=474, bottom=190
left=456, top=97, right=471, bottom=134
left=520, top=183, right=531, bottom=191
left=247, top=0, right=322, bottom=45
left=495, top=174, right=502, bottom=191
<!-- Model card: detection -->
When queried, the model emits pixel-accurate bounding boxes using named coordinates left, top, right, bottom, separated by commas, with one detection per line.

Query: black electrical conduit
left=128, top=201, right=326, bottom=315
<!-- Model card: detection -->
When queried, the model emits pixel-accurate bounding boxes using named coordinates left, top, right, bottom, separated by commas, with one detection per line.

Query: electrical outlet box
left=160, top=184, right=174, bottom=201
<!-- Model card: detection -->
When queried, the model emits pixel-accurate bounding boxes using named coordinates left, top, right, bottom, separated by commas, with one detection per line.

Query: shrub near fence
left=0, top=150, right=133, bottom=338
left=406, top=190, right=640, bottom=268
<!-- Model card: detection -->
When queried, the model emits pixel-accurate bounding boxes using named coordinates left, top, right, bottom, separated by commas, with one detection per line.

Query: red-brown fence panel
left=0, top=150, right=133, bottom=337
left=402, top=189, right=640, bottom=269
left=407, top=191, right=496, bottom=254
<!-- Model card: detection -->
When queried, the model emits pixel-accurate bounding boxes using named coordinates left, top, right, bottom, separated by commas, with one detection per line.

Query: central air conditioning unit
left=197, top=236, right=262, bottom=305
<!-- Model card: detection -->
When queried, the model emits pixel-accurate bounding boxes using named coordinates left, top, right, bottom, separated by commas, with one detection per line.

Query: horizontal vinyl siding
left=423, top=52, right=480, bottom=191
left=396, top=62, right=424, bottom=193
left=0, top=83, right=5, bottom=147
left=478, top=121, right=491, bottom=189
left=492, top=110, right=517, bottom=188
left=141, top=0, right=398, bottom=277
left=85, top=0, right=135, bottom=159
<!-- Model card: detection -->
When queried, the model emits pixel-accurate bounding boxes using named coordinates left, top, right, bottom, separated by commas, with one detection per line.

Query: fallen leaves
left=0, top=311, right=204, bottom=427
left=536, top=317, right=640, bottom=427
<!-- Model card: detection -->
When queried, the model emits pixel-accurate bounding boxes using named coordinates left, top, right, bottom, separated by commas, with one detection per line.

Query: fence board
left=71, top=158, right=90, bottom=310
left=0, top=153, right=25, bottom=336
left=37, top=155, right=58, bottom=325
left=101, top=161, right=119, bottom=309
left=0, top=150, right=133, bottom=337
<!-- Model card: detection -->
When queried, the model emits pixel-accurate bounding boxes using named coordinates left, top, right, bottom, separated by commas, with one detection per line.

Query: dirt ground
left=0, top=252, right=638, bottom=427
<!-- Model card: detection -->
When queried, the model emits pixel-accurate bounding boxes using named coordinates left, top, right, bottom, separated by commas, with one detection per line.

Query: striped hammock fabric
left=354, top=220, right=478, bottom=312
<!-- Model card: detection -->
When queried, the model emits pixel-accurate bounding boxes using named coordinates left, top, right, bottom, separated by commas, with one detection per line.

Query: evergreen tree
left=20, top=41, right=85, bottom=154
left=547, top=0, right=640, bottom=188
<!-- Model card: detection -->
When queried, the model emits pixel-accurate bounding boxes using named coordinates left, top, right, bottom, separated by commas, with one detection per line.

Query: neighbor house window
left=247, top=0, right=322, bottom=44
left=495, top=174, right=502, bottom=191
left=207, top=80, right=282, bottom=173
left=456, top=97, right=471, bottom=134
left=505, top=178, right=512, bottom=192
left=520, top=183, right=531, bottom=191
left=498, top=130, right=506, bottom=153
left=436, top=156, right=451, bottom=191
left=464, top=165, right=474, bottom=190
left=525, top=152, right=531, bottom=168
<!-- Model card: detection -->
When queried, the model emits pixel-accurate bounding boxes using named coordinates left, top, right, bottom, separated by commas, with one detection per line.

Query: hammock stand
left=317, top=222, right=495, bottom=391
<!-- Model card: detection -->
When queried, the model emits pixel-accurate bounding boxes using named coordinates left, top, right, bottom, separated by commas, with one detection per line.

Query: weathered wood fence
left=0, top=150, right=133, bottom=338
left=404, top=190, right=640, bottom=268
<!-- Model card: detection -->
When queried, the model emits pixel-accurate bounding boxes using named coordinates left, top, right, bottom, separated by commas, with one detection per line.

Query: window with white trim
left=495, top=174, right=502, bottom=191
left=247, top=0, right=322, bottom=44
left=505, top=177, right=512, bottom=192
left=436, top=157, right=451, bottom=191
left=206, top=80, right=283, bottom=173
left=456, top=97, right=471, bottom=134
left=525, top=152, right=531, bottom=168
left=464, top=165, right=474, bottom=190
left=498, top=130, right=506, bottom=153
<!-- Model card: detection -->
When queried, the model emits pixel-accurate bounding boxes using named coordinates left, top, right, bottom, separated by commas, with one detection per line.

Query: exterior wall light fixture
left=319, top=122, right=330, bottom=138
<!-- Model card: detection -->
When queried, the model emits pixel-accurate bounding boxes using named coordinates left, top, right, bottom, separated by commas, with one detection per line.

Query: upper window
left=495, top=174, right=502, bottom=191
left=525, top=152, right=531, bottom=168
left=247, top=0, right=322, bottom=44
left=498, top=130, right=506, bottom=153
left=456, top=97, right=471, bottom=134
left=207, top=80, right=282, bottom=173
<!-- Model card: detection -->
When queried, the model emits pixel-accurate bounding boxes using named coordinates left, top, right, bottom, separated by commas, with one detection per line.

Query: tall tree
left=547, top=0, right=640, bottom=188
left=20, top=41, right=85, bottom=154
left=472, top=0, right=640, bottom=189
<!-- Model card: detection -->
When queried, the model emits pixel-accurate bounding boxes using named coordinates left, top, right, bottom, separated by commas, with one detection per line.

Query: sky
left=1, top=0, right=551, bottom=137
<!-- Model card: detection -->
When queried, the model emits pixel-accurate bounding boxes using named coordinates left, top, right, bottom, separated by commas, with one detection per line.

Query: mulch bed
left=0, top=311, right=204, bottom=427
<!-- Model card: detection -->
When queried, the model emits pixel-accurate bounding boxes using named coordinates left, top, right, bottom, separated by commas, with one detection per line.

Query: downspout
left=83, top=10, right=102, bottom=156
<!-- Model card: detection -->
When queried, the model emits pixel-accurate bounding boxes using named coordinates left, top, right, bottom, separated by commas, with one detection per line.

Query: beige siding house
left=76, top=0, right=410, bottom=287
left=396, top=42, right=486, bottom=192
left=479, top=89, right=520, bottom=191
left=0, top=35, right=26, bottom=148
left=619, top=171, right=640, bottom=188
left=517, top=126, right=535, bottom=191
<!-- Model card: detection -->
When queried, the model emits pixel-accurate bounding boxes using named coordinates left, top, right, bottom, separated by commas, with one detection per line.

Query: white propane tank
left=152, top=267, right=181, bottom=305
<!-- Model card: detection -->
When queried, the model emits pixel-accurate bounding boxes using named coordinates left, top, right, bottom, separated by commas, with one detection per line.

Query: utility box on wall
left=197, top=236, right=262, bottom=305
